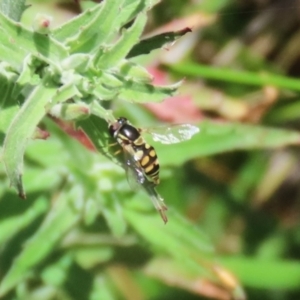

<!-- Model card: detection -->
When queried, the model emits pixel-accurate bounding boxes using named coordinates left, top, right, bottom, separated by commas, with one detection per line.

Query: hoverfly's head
left=108, top=117, right=128, bottom=137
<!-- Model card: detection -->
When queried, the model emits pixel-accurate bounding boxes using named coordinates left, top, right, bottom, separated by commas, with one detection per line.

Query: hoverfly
left=108, top=117, right=199, bottom=223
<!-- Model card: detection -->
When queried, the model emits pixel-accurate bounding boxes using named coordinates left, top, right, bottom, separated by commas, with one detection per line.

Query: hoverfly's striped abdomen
left=133, top=139, right=160, bottom=185
left=109, top=118, right=160, bottom=185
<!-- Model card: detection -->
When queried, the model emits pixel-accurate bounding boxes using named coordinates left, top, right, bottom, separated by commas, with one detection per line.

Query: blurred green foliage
left=1, top=0, right=300, bottom=300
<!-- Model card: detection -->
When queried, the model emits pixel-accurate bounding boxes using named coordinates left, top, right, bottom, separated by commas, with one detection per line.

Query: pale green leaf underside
left=2, top=81, right=80, bottom=198
left=52, top=3, right=103, bottom=41
left=0, top=0, right=27, bottom=21
left=67, top=0, right=123, bottom=54
left=0, top=12, right=68, bottom=69
left=2, top=83, right=58, bottom=197
left=95, top=13, right=147, bottom=69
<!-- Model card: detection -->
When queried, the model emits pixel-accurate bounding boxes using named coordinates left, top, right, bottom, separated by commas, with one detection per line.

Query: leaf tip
left=181, top=27, right=192, bottom=34
left=15, top=174, right=26, bottom=199
left=18, top=191, right=26, bottom=199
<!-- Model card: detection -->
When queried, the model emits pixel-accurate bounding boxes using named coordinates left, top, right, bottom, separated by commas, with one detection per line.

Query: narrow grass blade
left=169, top=63, right=300, bottom=92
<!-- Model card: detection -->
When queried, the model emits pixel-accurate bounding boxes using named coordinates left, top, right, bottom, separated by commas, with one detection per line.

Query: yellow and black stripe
left=109, top=117, right=160, bottom=185
left=133, top=141, right=160, bottom=185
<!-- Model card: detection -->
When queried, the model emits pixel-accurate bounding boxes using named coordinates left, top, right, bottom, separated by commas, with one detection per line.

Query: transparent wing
left=123, top=146, right=146, bottom=191
left=145, top=124, right=199, bottom=144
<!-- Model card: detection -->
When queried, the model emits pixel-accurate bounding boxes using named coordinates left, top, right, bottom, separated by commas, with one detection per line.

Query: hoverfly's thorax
left=119, top=124, right=140, bottom=141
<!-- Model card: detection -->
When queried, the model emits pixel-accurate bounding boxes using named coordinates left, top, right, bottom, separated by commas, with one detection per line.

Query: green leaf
left=2, top=81, right=76, bottom=198
left=90, top=100, right=115, bottom=123
left=127, top=28, right=192, bottom=58
left=156, top=120, right=300, bottom=167
left=0, top=12, right=68, bottom=69
left=116, top=0, right=160, bottom=28
left=144, top=258, right=245, bottom=300
left=48, top=83, right=82, bottom=108
left=2, top=81, right=80, bottom=197
left=102, top=193, right=127, bottom=237
left=95, top=13, right=147, bottom=69
left=93, top=84, right=119, bottom=100
left=0, top=30, right=27, bottom=69
left=124, top=201, right=214, bottom=256
left=124, top=200, right=246, bottom=298
left=0, top=67, right=20, bottom=152
left=0, top=0, right=27, bottom=22
left=74, top=247, right=114, bottom=269
left=0, top=196, right=48, bottom=245
left=67, top=0, right=124, bottom=54
left=0, top=89, right=18, bottom=111
left=15, top=55, right=41, bottom=88
left=220, top=256, right=300, bottom=289
left=23, top=168, right=61, bottom=194
left=76, top=114, right=113, bottom=160
left=90, top=275, right=116, bottom=300
left=0, top=105, right=19, bottom=152
left=266, top=100, right=300, bottom=123
left=0, top=190, right=80, bottom=297
left=118, top=60, right=153, bottom=83
left=41, top=255, right=73, bottom=287
left=118, top=79, right=182, bottom=103
left=52, top=4, right=103, bottom=42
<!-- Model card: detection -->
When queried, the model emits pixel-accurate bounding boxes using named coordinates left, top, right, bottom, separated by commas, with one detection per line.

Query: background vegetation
left=1, top=0, right=300, bottom=299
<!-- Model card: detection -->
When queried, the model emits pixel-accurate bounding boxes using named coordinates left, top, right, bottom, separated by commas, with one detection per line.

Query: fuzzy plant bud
left=32, top=13, right=52, bottom=34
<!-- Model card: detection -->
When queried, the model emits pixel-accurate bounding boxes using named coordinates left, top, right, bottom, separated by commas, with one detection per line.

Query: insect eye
left=118, top=117, right=128, bottom=125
